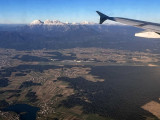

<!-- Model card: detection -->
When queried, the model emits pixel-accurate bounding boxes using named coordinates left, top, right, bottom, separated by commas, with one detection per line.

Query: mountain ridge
left=30, top=19, right=98, bottom=25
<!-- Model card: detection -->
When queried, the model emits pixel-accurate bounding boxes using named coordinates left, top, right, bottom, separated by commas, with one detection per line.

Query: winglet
left=96, top=11, right=109, bottom=24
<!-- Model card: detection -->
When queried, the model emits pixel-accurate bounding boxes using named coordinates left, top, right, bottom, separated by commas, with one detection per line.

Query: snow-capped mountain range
left=30, top=19, right=97, bottom=25
left=0, top=20, right=140, bottom=51
left=22, top=19, right=123, bottom=37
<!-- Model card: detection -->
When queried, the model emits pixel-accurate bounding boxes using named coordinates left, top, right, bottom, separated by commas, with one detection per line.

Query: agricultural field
left=0, top=48, right=160, bottom=120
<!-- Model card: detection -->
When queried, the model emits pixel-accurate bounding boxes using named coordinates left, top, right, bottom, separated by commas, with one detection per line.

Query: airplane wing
left=96, top=11, right=160, bottom=38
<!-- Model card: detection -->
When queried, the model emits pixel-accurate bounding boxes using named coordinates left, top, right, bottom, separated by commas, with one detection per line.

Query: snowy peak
left=43, top=20, right=66, bottom=25
left=44, top=20, right=53, bottom=25
left=72, top=22, right=78, bottom=25
left=30, top=20, right=44, bottom=25
left=30, top=19, right=96, bottom=25
left=52, top=20, right=65, bottom=25
left=31, top=20, right=66, bottom=25
left=81, top=21, right=95, bottom=25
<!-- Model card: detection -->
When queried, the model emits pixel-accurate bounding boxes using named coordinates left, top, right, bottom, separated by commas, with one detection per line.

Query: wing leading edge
left=96, top=11, right=160, bottom=38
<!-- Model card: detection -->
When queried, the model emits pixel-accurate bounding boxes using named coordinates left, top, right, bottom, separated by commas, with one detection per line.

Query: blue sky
left=0, top=0, right=160, bottom=24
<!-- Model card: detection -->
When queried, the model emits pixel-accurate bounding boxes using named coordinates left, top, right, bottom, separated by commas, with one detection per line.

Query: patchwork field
left=0, top=48, right=160, bottom=120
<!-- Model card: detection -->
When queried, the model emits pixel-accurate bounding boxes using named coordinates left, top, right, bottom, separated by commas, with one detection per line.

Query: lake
left=58, top=66, right=160, bottom=120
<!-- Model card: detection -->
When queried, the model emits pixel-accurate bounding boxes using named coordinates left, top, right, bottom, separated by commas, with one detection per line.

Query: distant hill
left=0, top=21, right=160, bottom=52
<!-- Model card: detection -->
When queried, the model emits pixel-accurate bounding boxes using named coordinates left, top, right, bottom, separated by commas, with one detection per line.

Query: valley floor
left=0, top=48, right=160, bottom=120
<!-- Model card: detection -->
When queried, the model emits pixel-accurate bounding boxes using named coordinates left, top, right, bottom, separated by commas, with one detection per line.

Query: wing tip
left=96, top=11, right=108, bottom=24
